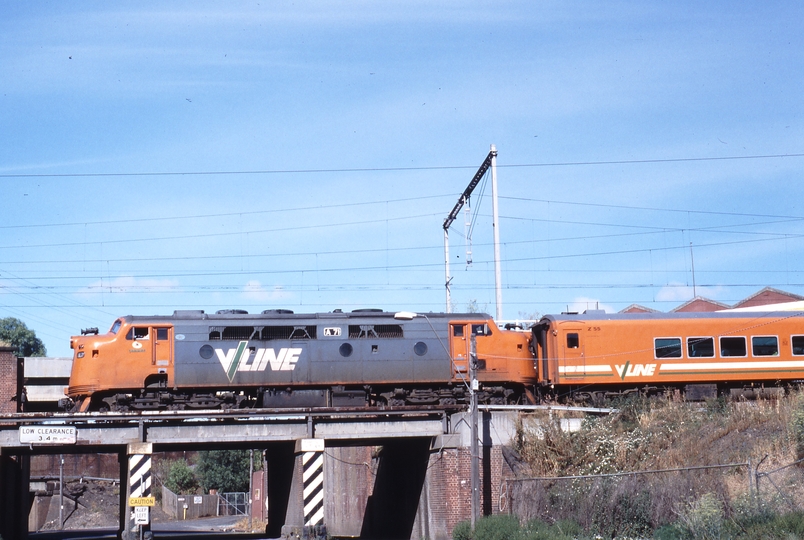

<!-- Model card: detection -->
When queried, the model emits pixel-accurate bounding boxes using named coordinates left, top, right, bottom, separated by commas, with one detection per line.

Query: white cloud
left=241, top=280, right=294, bottom=303
left=78, top=276, right=179, bottom=295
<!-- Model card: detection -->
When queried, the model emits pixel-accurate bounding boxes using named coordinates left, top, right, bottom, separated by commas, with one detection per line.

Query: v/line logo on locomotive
left=216, top=341, right=302, bottom=382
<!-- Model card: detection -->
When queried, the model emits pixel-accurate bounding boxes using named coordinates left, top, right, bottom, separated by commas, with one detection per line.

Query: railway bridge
left=0, top=405, right=542, bottom=540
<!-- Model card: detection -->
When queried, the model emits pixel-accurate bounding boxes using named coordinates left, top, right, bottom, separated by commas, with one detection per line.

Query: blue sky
left=1, top=1, right=803, bottom=357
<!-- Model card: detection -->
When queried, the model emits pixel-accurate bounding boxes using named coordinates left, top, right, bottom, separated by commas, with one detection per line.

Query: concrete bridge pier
left=282, top=438, right=327, bottom=539
left=360, top=438, right=431, bottom=540
left=265, top=442, right=296, bottom=538
left=280, top=438, right=433, bottom=540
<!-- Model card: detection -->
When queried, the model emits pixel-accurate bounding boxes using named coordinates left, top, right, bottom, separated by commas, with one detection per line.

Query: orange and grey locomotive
left=65, top=309, right=536, bottom=412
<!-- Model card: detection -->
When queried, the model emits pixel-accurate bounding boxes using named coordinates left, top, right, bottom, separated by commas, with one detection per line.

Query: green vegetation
left=162, top=459, right=199, bottom=494
left=196, top=449, right=257, bottom=493
left=156, top=450, right=262, bottom=495
left=0, top=317, right=46, bottom=356
left=466, top=391, right=804, bottom=539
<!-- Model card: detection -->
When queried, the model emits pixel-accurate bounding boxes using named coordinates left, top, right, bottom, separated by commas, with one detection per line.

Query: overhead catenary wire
left=2, top=151, right=803, bottom=179
left=2, top=234, right=796, bottom=281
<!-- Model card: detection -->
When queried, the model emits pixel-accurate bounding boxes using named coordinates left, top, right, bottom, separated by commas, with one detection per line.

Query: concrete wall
left=325, top=446, right=374, bottom=536
left=31, top=453, right=120, bottom=479
left=23, top=356, right=72, bottom=406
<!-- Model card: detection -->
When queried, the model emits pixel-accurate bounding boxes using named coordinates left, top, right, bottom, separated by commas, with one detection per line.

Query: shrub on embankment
left=455, top=391, right=804, bottom=539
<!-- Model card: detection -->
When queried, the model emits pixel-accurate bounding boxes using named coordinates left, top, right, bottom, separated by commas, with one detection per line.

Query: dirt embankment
left=36, top=480, right=173, bottom=531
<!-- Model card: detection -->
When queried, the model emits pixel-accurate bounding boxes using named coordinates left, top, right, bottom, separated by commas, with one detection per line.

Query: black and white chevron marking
left=129, top=454, right=152, bottom=499
left=302, top=450, right=324, bottom=527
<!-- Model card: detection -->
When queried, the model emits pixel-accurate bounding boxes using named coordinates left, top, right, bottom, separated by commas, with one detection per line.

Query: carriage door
left=449, top=323, right=471, bottom=379
left=152, top=326, right=173, bottom=377
left=561, top=327, right=585, bottom=380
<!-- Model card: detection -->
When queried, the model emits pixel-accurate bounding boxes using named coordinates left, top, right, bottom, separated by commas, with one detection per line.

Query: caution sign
left=129, top=496, right=155, bottom=507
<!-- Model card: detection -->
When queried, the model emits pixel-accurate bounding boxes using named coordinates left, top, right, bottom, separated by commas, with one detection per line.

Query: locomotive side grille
left=208, top=325, right=318, bottom=340
left=262, top=325, right=317, bottom=340
left=209, top=326, right=256, bottom=340
left=348, top=324, right=403, bottom=339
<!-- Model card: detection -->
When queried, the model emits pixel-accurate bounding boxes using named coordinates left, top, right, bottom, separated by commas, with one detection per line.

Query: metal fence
left=161, top=486, right=249, bottom=519
left=217, top=491, right=249, bottom=516
left=501, top=458, right=804, bottom=536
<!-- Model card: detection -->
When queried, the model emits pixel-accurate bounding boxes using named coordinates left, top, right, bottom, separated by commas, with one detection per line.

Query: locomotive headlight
left=77, top=352, right=85, bottom=358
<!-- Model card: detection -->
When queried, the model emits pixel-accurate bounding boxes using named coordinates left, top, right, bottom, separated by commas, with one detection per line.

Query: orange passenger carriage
left=532, top=310, right=804, bottom=401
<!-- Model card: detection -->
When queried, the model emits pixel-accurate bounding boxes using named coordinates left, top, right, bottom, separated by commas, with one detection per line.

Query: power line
left=3, top=208, right=801, bottom=259
left=0, top=226, right=767, bottom=266
left=502, top=196, right=804, bottom=222
left=2, top=152, right=803, bottom=179
left=0, top=194, right=453, bottom=230
left=1, top=234, right=793, bottom=282
left=0, top=212, right=443, bottom=250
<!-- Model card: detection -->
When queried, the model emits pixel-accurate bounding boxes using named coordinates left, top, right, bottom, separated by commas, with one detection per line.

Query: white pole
left=490, top=144, right=502, bottom=320
left=445, top=228, right=451, bottom=312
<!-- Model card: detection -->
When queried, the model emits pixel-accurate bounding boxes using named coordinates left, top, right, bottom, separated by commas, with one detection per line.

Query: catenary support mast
left=443, top=144, right=502, bottom=317
left=490, top=145, right=502, bottom=320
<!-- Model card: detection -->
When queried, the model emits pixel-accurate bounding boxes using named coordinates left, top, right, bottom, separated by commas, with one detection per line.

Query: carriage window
left=752, top=336, right=779, bottom=356
left=655, top=338, right=682, bottom=358
left=792, top=336, right=804, bottom=355
left=687, top=337, right=714, bottom=358
left=720, top=336, right=747, bottom=357
left=566, top=333, right=579, bottom=349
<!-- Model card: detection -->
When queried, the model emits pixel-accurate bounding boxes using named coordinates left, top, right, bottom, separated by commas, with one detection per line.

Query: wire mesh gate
left=217, top=492, right=249, bottom=516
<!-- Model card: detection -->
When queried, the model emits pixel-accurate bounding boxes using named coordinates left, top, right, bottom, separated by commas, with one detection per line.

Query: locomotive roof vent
left=173, top=310, right=206, bottom=319
left=262, top=309, right=295, bottom=315
left=352, top=308, right=384, bottom=313
left=216, top=309, right=249, bottom=315
left=583, top=309, right=607, bottom=315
